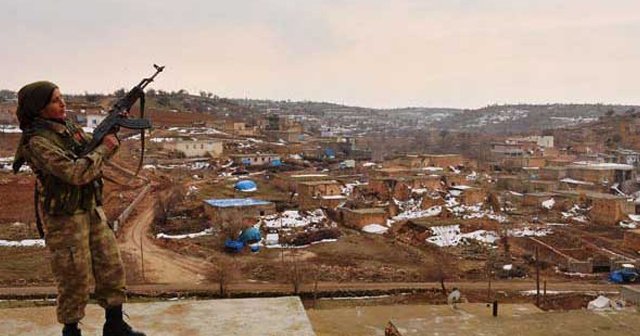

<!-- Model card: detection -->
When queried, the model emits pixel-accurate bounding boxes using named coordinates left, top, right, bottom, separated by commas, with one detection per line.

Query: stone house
left=272, top=172, right=332, bottom=193
left=423, top=154, right=465, bottom=168
left=529, top=180, right=559, bottom=192
left=163, top=138, right=224, bottom=158
left=203, top=198, right=276, bottom=229
left=368, top=178, right=413, bottom=201
left=589, top=193, right=635, bottom=226
left=339, top=207, right=388, bottom=230
left=522, top=192, right=557, bottom=208
left=566, top=163, right=635, bottom=187
left=449, top=186, right=486, bottom=205
left=539, top=166, right=567, bottom=180
left=443, top=174, right=468, bottom=188
left=298, top=180, right=346, bottom=210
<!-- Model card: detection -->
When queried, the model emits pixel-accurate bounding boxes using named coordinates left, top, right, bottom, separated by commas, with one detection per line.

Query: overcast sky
left=1, top=0, right=639, bottom=108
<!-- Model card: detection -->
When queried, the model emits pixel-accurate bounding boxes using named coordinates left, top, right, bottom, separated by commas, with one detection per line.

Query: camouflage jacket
left=15, top=118, right=118, bottom=214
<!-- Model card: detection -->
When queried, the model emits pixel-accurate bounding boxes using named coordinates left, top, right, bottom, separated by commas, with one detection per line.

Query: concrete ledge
left=0, top=296, right=315, bottom=335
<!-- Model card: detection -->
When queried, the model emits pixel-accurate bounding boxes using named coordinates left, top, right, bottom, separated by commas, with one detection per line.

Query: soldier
left=13, top=81, right=145, bottom=336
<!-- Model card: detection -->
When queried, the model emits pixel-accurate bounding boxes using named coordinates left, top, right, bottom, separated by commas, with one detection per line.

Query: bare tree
left=207, top=255, right=239, bottom=297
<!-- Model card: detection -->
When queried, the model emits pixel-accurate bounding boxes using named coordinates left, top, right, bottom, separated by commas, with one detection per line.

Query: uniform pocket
left=50, top=246, right=79, bottom=276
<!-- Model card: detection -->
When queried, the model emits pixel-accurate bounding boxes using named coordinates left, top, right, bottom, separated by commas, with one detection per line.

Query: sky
left=1, top=0, right=639, bottom=109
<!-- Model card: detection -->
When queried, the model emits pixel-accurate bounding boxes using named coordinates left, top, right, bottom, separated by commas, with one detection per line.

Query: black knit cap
left=16, top=81, right=58, bottom=130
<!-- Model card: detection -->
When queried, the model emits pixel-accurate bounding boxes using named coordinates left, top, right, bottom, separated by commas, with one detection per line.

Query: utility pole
left=140, top=238, right=145, bottom=282
left=535, top=246, right=540, bottom=307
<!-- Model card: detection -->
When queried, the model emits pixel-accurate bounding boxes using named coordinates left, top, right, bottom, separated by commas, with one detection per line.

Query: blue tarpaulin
left=270, top=159, right=282, bottom=167
left=238, top=227, right=262, bottom=244
left=235, top=180, right=257, bottom=192
left=224, top=239, right=245, bottom=253
left=324, top=148, right=335, bottom=159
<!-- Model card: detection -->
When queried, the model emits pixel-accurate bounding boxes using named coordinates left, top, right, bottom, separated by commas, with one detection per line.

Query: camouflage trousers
left=43, top=207, right=126, bottom=324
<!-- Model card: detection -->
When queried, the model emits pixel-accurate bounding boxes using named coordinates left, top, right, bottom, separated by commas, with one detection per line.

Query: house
left=298, top=180, right=346, bottom=210
left=522, top=192, right=558, bottom=208
left=449, top=185, right=486, bottom=205
left=163, top=138, right=223, bottom=158
left=339, top=207, right=388, bottom=230
left=272, top=172, right=332, bottom=193
left=86, top=113, right=106, bottom=128
left=566, top=162, right=635, bottom=188
left=229, top=154, right=281, bottom=167
left=203, top=198, right=276, bottom=229
left=588, top=193, right=635, bottom=226
left=607, top=149, right=640, bottom=169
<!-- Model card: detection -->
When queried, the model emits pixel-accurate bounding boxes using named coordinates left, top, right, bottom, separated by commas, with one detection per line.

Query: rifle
left=82, top=64, right=165, bottom=174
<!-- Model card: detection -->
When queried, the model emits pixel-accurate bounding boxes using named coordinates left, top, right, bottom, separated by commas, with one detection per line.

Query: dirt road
left=117, top=187, right=214, bottom=284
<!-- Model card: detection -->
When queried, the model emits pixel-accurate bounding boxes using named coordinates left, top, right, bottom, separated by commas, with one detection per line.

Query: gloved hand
left=102, top=134, right=120, bottom=151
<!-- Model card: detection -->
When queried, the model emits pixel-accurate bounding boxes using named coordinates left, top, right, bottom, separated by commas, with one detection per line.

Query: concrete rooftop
left=1, top=296, right=315, bottom=336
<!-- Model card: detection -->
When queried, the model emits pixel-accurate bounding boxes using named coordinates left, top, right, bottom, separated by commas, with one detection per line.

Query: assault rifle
left=82, top=64, right=164, bottom=154
left=82, top=64, right=164, bottom=174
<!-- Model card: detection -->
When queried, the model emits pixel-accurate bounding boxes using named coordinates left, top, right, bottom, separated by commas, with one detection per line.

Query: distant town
left=3, top=89, right=640, bottom=334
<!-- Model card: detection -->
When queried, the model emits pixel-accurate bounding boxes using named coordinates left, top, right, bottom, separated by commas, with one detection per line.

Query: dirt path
left=117, top=188, right=214, bottom=284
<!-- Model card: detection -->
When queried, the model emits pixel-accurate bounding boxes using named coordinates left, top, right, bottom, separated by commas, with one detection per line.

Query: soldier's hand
left=102, top=134, right=120, bottom=151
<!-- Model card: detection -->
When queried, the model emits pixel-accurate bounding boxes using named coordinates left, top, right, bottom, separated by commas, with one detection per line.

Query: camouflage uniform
left=17, top=118, right=126, bottom=324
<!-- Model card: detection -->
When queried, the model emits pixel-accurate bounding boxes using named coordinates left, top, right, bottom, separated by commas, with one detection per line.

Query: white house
left=163, top=139, right=224, bottom=158
left=86, top=114, right=107, bottom=128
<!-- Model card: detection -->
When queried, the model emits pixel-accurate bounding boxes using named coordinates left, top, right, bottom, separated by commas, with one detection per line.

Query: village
left=2, top=91, right=640, bottom=334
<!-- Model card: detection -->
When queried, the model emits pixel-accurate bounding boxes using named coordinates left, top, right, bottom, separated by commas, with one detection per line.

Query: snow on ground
left=446, top=198, right=507, bottom=223
left=0, top=156, right=31, bottom=173
left=387, top=205, right=442, bottom=226
left=262, top=209, right=326, bottom=229
left=173, top=127, right=228, bottom=136
left=542, top=198, right=555, bottom=209
left=156, top=228, right=213, bottom=240
left=426, top=224, right=552, bottom=248
left=561, top=205, right=590, bottom=223
left=342, top=181, right=367, bottom=196
left=425, top=225, right=499, bottom=247
left=0, top=239, right=45, bottom=248
left=149, top=137, right=175, bottom=143
left=466, top=171, right=477, bottom=181
left=620, top=221, right=638, bottom=229
left=155, top=161, right=210, bottom=170
left=507, top=227, right=553, bottom=237
left=362, top=224, right=389, bottom=234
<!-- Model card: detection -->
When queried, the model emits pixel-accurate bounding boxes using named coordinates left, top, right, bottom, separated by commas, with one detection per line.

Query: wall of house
left=424, top=154, right=464, bottom=168
left=624, top=230, right=640, bottom=251
left=459, top=188, right=487, bottom=205
left=205, top=204, right=276, bottom=229
left=175, top=141, right=223, bottom=157
left=340, top=208, right=388, bottom=229
left=590, top=198, right=628, bottom=225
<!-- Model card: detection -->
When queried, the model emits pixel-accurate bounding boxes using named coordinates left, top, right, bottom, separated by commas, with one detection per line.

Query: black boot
left=62, top=323, right=82, bottom=336
left=103, top=305, right=146, bottom=336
